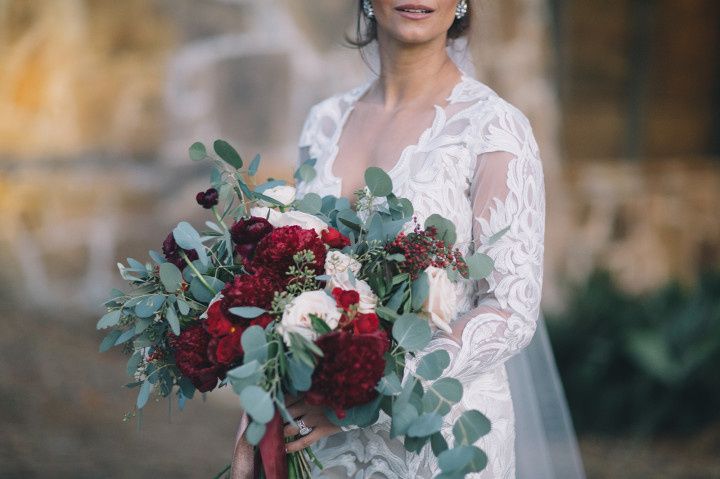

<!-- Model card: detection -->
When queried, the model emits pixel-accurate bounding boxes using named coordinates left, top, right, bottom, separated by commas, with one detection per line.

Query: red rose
left=332, top=287, right=360, bottom=311
left=211, top=328, right=244, bottom=366
left=353, top=312, right=380, bottom=335
left=305, top=329, right=389, bottom=419
left=171, top=325, right=222, bottom=392
left=221, top=266, right=281, bottom=313
left=204, top=300, right=234, bottom=338
left=253, top=225, right=326, bottom=276
left=321, top=227, right=351, bottom=249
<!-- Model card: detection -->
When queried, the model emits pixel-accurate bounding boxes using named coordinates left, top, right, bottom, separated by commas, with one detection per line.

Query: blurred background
left=1, top=0, right=719, bottom=477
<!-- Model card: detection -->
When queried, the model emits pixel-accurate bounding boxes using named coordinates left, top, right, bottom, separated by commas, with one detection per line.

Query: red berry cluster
left=386, top=220, right=468, bottom=280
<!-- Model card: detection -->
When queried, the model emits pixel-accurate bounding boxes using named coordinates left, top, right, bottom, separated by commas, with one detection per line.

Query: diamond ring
left=296, top=418, right=313, bottom=436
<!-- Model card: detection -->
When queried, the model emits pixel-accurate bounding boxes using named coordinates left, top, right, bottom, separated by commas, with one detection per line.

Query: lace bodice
left=296, top=73, right=545, bottom=478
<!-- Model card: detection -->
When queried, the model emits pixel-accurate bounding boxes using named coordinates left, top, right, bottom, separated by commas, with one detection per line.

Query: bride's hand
left=284, top=395, right=341, bottom=453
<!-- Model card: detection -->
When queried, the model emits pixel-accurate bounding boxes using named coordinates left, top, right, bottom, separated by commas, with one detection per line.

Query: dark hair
left=347, top=0, right=472, bottom=48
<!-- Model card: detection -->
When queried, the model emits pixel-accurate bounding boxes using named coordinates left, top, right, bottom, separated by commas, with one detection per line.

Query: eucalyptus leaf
left=189, top=276, right=224, bottom=303
left=392, top=313, right=432, bottom=352
left=137, top=380, right=153, bottom=409
left=134, top=317, right=152, bottom=334
left=97, top=310, right=122, bottom=330
left=294, top=160, right=317, bottom=183
left=114, top=328, right=136, bottom=346
left=159, top=263, right=183, bottom=292
left=248, top=154, right=261, bottom=176
left=410, top=271, right=429, bottom=311
left=453, top=410, right=491, bottom=446
left=189, top=141, right=206, bottom=161
left=377, top=372, right=402, bottom=396
left=296, top=193, right=322, bottom=214
left=287, top=356, right=313, bottom=392
left=166, top=304, right=181, bottom=336
left=466, top=252, right=494, bottom=280
left=310, top=314, right=332, bottom=335
left=416, top=349, right=451, bottom=381
left=213, top=139, right=243, bottom=169
left=424, top=214, right=457, bottom=246
left=423, top=378, right=463, bottom=415
left=390, top=401, right=419, bottom=438
left=229, top=306, right=267, bottom=319
left=327, top=395, right=382, bottom=428
left=173, top=222, right=209, bottom=266
left=127, top=257, right=146, bottom=272
left=365, top=167, right=393, bottom=197
left=241, top=326, right=268, bottom=364
left=126, top=351, right=142, bottom=376
left=240, top=386, right=274, bottom=424
left=176, top=298, right=190, bottom=316
left=437, top=445, right=478, bottom=474
left=431, top=431, right=449, bottom=456
left=407, top=412, right=443, bottom=437
left=134, top=295, right=165, bottom=318
left=178, top=377, right=196, bottom=399
left=245, top=421, right=267, bottom=446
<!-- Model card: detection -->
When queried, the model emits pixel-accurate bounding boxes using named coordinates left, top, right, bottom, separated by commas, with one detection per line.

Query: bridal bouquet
left=98, top=140, right=496, bottom=478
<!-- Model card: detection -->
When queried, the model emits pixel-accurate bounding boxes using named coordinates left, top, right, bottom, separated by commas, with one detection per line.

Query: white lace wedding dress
left=295, top=72, right=545, bottom=479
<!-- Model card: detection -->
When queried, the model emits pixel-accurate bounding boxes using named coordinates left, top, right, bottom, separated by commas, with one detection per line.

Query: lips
left=395, top=3, right=434, bottom=14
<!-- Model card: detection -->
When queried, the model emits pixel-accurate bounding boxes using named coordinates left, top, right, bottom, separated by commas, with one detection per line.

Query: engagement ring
left=296, top=418, right=313, bottom=436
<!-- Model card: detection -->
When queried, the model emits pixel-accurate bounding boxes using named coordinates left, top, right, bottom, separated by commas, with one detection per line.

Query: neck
left=373, top=33, right=460, bottom=109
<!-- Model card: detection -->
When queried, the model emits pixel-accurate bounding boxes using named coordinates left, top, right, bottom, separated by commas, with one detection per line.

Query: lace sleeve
left=444, top=102, right=546, bottom=381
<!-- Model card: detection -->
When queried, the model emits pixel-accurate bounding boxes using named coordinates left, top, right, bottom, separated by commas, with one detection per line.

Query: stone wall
left=0, top=0, right=718, bottom=316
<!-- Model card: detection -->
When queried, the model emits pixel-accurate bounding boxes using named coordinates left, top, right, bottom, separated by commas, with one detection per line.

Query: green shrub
left=547, top=269, right=720, bottom=436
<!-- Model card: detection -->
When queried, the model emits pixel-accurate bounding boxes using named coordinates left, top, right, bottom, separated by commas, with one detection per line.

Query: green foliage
left=548, top=269, right=720, bottom=436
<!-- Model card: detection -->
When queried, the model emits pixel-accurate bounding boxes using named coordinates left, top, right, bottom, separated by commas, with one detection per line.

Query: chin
left=384, top=21, right=448, bottom=45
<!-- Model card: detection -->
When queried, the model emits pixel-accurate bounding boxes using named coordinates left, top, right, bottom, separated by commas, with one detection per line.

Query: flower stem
left=179, top=251, right=217, bottom=296
left=212, top=206, right=228, bottom=229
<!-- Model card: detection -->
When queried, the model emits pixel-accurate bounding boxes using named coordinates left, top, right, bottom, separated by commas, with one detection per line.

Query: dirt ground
left=1, top=305, right=719, bottom=478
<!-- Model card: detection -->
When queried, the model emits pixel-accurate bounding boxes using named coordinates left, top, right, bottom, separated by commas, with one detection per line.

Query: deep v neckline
left=326, top=72, right=471, bottom=198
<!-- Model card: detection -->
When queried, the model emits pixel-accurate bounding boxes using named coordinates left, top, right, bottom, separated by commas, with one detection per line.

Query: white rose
left=277, top=290, right=341, bottom=346
left=250, top=206, right=282, bottom=223
left=324, top=250, right=361, bottom=277
left=250, top=207, right=328, bottom=235
left=262, top=185, right=296, bottom=207
left=326, top=275, right=378, bottom=314
left=422, top=266, right=457, bottom=333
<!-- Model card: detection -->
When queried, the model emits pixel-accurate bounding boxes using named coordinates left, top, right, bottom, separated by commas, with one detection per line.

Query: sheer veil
left=357, top=38, right=585, bottom=478
left=448, top=38, right=587, bottom=479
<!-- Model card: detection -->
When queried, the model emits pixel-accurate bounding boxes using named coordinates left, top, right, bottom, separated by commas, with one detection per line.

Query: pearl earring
left=363, top=0, right=375, bottom=19
left=455, top=0, right=468, bottom=19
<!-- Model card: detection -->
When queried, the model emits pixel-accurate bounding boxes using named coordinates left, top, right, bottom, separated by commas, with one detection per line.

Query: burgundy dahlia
left=230, top=216, right=274, bottom=245
left=171, top=325, right=222, bottom=392
left=162, top=232, right=198, bottom=269
left=253, top=225, right=326, bottom=276
left=195, top=188, right=219, bottom=209
left=220, top=267, right=281, bottom=313
left=305, top=329, right=389, bottom=418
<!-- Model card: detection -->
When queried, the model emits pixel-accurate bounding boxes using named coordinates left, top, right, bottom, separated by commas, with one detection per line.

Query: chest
left=332, top=103, right=438, bottom=199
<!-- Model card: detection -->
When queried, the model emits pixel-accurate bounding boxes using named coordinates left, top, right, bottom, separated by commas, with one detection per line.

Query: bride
left=235, top=1, right=583, bottom=477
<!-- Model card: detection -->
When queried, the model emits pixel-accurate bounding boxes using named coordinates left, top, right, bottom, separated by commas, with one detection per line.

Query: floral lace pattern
left=296, top=74, right=545, bottom=478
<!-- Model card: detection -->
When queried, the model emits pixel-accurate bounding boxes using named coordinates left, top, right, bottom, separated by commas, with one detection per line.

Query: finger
left=283, top=422, right=299, bottom=437
left=286, top=401, right=307, bottom=420
left=283, top=411, right=323, bottom=438
left=285, top=426, right=328, bottom=453
left=285, top=394, right=302, bottom=408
